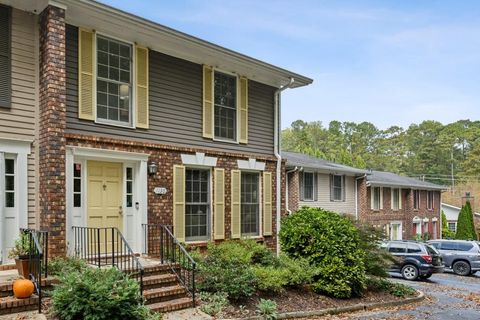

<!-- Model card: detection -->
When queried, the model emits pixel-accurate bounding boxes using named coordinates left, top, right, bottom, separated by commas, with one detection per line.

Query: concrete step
left=143, top=285, right=187, bottom=304
left=0, top=295, right=39, bottom=315
left=147, top=297, right=194, bottom=313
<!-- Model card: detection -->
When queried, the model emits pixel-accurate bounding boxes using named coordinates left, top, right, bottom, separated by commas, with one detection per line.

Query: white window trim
left=184, top=167, right=212, bottom=242
left=93, top=32, right=137, bottom=129
left=240, top=171, right=262, bottom=239
left=212, top=68, right=240, bottom=143
left=390, top=221, right=403, bottom=240
left=371, top=186, right=383, bottom=210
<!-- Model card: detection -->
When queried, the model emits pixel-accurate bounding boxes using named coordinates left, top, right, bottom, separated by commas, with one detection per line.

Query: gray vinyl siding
left=298, top=173, right=356, bottom=216
left=0, top=8, right=38, bottom=228
left=65, top=25, right=275, bottom=156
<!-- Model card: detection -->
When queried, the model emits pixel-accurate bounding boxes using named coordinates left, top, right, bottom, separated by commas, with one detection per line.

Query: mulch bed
left=218, top=286, right=409, bottom=319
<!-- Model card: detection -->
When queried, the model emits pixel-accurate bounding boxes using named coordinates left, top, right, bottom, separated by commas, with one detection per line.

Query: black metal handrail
left=20, top=228, right=48, bottom=313
left=72, top=226, right=144, bottom=294
left=142, top=224, right=196, bottom=306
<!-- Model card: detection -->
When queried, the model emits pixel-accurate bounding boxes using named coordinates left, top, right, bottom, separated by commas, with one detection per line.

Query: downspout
left=354, top=174, right=367, bottom=221
left=285, top=166, right=299, bottom=215
left=274, top=77, right=295, bottom=255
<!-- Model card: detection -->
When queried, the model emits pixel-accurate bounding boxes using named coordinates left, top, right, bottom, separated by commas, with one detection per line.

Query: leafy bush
left=441, top=210, right=455, bottom=239
left=52, top=267, right=160, bottom=320
left=277, top=254, right=314, bottom=286
left=256, top=299, right=278, bottom=320
left=279, top=207, right=366, bottom=298
left=254, top=266, right=288, bottom=293
left=355, top=223, right=395, bottom=277
left=48, top=257, right=87, bottom=276
left=366, top=277, right=417, bottom=298
left=199, top=291, right=229, bottom=316
left=456, top=201, right=477, bottom=240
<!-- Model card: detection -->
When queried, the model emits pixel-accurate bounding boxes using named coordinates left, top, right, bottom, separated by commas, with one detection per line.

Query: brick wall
left=66, top=134, right=284, bottom=252
left=38, top=5, right=67, bottom=257
left=287, top=170, right=300, bottom=213
left=357, top=179, right=441, bottom=240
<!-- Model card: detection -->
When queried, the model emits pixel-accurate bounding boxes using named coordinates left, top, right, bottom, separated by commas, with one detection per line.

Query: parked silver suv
left=428, top=240, right=480, bottom=276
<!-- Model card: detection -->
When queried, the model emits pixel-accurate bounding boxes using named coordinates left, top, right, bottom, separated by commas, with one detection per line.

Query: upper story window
left=413, top=190, right=419, bottom=210
left=96, top=36, right=132, bottom=125
left=4, top=158, right=14, bottom=208
left=214, top=71, right=237, bottom=141
left=427, top=191, right=434, bottom=210
left=301, top=172, right=315, bottom=201
left=372, top=187, right=381, bottom=210
left=391, top=188, right=400, bottom=210
left=330, top=174, right=345, bottom=201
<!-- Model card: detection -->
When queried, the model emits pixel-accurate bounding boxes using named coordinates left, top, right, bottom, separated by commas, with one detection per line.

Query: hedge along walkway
left=222, top=290, right=425, bottom=320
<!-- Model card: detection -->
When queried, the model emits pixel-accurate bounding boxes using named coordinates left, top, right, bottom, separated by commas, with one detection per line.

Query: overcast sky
left=100, top=0, right=480, bottom=130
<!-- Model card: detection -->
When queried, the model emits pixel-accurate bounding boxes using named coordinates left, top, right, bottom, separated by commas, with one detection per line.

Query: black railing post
left=97, top=228, right=101, bottom=268
left=111, top=228, right=115, bottom=266
left=192, top=261, right=196, bottom=307
left=160, top=226, right=164, bottom=264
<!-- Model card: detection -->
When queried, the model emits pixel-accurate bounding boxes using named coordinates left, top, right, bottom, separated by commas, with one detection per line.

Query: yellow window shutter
left=135, top=45, right=149, bottom=129
left=78, top=28, right=95, bottom=120
left=263, top=172, right=273, bottom=236
left=173, top=165, right=186, bottom=242
left=239, top=76, right=248, bottom=144
left=214, top=168, right=225, bottom=240
left=203, top=65, right=214, bottom=139
left=231, top=170, right=241, bottom=239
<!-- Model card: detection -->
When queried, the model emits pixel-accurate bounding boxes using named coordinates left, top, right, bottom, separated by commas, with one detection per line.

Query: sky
left=100, top=0, right=480, bottom=130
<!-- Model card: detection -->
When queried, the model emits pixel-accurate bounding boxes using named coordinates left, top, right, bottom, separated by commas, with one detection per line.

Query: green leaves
left=456, top=201, right=477, bottom=240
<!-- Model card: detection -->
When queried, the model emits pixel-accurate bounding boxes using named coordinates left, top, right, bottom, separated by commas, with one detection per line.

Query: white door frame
left=66, top=146, right=149, bottom=254
left=0, top=138, right=31, bottom=264
left=390, top=221, right=403, bottom=240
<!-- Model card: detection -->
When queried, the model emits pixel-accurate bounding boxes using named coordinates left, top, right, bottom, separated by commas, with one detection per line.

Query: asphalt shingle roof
left=282, top=151, right=367, bottom=175
left=367, top=170, right=445, bottom=190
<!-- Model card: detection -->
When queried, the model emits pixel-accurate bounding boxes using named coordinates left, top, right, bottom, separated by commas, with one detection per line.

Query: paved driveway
left=320, top=272, right=480, bottom=320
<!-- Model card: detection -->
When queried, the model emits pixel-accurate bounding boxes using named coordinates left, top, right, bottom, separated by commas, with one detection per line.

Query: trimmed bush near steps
left=279, top=207, right=367, bottom=298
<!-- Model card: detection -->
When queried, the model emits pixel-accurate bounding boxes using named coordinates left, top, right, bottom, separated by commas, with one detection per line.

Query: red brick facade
left=66, top=133, right=285, bottom=252
left=287, top=170, right=300, bottom=213
left=357, top=179, right=441, bottom=240
left=38, top=5, right=67, bottom=257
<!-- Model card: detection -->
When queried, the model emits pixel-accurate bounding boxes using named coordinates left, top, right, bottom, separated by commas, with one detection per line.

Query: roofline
left=441, top=202, right=480, bottom=215
left=366, top=181, right=446, bottom=191
left=285, top=164, right=366, bottom=176
left=57, top=0, right=313, bottom=88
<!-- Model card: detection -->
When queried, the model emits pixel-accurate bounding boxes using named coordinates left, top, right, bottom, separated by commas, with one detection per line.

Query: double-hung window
left=96, top=36, right=132, bottom=125
left=413, top=190, right=419, bottom=210
left=330, top=174, right=344, bottom=201
left=241, top=172, right=259, bottom=236
left=448, top=222, right=456, bottom=233
left=185, top=169, right=210, bottom=241
left=391, top=188, right=400, bottom=210
left=302, top=172, right=315, bottom=201
left=4, top=158, right=14, bottom=208
left=214, top=71, right=237, bottom=141
left=427, top=191, right=434, bottom=210
left=372, top=187, right=381, bottom=210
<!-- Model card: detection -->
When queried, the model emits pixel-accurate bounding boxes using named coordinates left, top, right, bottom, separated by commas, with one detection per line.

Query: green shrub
left=441, top=210, right=455, bottom=239
left=256, top=299, right=278, bottom=320
left=199, top=291, right=229, bottom=316
left=456, top=201, right=477, bottom=240
left=254, top=266, right=288, bottom=293
left=198, top=242, right=257, bottom=300
left=48, top=257, right=87, bottom=276
left=277, top=254, right=314, bottom=286
left=52, top=267, right=160, bottom=320
left=279, top=207, right=366, bottom=298
left=366, top=277, right=417, bottom=298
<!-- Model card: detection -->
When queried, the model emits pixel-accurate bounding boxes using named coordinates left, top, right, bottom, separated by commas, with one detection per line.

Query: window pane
left=109, top=54, right=119, bottom=68
left=73, top=163, right=81, bottom=177
left=98, top=37, right=108, bottom=52
left=98, top=64, right=108, bottom=78
left=97, top=92, right=107, bottom=106
left=126, top=195, right=133, bottom=208
left=98, top=51, right=108, bottom=65
left=120, top=71, right=130, bottom=83
left=109, top=40, right=119, bottom=55
left=185, top=169, right=210, bottom=240
left=74, top=179, right=81, bottom=193
left=109, top=67, right=119, bottom=81
left=97, top=106, right=108, bottom=119
left=108, top=107, right=119, bottom=121
left=241, top=172, right=259, bottom=236
left=97, top=80, right=108, bottom=93
left=214, top=72, right=237, bottom=140
left=5, top=159, right=14, bottom=174
left=5, top=175, right=14, bottom=191
left=5, top=192, right=14, bottom=207
left=407, top=244, right=422, bottom=253
left=126, top=168, right=133, bottom=180
left=126, top=181, right=132, bottom=194
left=120, top=45, right=130, bottom=58
left=74, top=194, right=81, bottom=208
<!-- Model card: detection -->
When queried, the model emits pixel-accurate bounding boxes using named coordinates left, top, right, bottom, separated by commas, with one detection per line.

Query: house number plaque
left=153, top=187, right=167, bottom=195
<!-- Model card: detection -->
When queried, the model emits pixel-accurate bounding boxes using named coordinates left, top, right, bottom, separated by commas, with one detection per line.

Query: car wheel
left=452, top=261, right=471, bottom=276
left=420, top=273, right=432, bottom=279
left=401, top=264, right=419, bottom=280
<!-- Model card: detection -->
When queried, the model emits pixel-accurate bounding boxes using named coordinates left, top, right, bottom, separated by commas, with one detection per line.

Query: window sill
left=330, top=200, right=346, bottom=203
left=212, top=137, right=240, bottom=145
left=302, top=199, right=315, bottom=202
left=95, top=119, right=136, bottom=130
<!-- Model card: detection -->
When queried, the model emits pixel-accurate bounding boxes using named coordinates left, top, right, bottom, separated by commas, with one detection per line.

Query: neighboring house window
left=432, top=221, right=437, bottom=239
left=302, top=172, right=315, bottom=201
left=423, top=221, right=429, bottom=234
left=241, top=172, right=259, bottom=236
left=372, top=187, right=381, bottom=210
left=185, top=169, right=210, bottom=241
left=330, top=174, right=345, bottom=201
left=126, top=167, right=133, bottom=208
left=214, top=71, right=237, bottom=140
left=391, top=188, right=400, bottom=210
left=4, top=158, right=14, bottom=208
left=96, top=35, right=132, bottom=125
left=0, top=5, right=11, bottom=108
left=448, top=222, right=456, bottom=233
left=73, top=163, right=82, bottom=208
left=427, top=191, right=433, bottom=210
left=413, top=190, right=419, bottom=210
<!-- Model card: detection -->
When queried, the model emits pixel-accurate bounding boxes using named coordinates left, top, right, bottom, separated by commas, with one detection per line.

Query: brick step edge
left=0, top=264, right=16, bottom=271
left=143, top=274, right=177, bottom=286
left=148, top=297, right=194, bottom=313
left=0, top=277, right=59, bottom=293
left=143, top=285, right=186, bottom=300
left=0, top=295, right=39, bottom=315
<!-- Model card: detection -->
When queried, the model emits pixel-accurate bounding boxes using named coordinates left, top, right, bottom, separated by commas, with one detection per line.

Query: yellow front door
left=87, top=161, right=123, bottom=231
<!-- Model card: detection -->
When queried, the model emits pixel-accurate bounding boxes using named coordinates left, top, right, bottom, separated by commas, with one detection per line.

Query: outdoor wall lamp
left=148, top=162, right=158, bottom=175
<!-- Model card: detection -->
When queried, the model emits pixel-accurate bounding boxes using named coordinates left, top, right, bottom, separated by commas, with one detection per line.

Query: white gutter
left=355, top=174, right=367, bottom=221
left=274, top=78, right=295, bottom=255
left=285, top=166, right=300, bottom=215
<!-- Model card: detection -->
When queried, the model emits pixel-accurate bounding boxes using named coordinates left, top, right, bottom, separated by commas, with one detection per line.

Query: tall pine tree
left=455, top=201, right=477, bottom=240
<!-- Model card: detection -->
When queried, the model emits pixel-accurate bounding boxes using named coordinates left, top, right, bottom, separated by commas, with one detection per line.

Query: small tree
left=455, top=201, right=477, bottom=240
left=441, top=210, right=455, bottom=239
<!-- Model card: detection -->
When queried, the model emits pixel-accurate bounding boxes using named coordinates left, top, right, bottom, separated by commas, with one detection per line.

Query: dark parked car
left=382, top=241, right=444, bottom=280
left=428, top=240, right=480, bottom=276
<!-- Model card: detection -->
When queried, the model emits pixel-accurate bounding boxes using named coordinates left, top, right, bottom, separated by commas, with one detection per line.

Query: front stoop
left=0, top=296, right=38, bottom=315
left=140, top=263, right=195, bottom=314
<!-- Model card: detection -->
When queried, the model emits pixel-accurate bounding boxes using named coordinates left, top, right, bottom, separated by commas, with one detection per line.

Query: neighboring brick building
left=358, top=171, right=445, bottom=240
left=0, top=0, right=313, bottom=262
